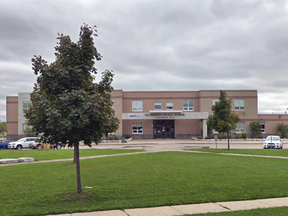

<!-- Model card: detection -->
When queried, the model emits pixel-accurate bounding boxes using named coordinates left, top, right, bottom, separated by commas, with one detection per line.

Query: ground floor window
left=259, top=122, right=265, bottom=133
left=235, top=122, right=245, bottom=133
left=132, top=123, right=143, bottom=134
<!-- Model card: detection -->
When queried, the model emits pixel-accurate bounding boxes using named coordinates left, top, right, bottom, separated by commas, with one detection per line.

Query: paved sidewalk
left=47, top=197, right=288, bottom=216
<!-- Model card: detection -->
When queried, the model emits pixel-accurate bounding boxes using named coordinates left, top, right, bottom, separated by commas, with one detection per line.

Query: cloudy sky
left=1, top=0, right=288, bottom=122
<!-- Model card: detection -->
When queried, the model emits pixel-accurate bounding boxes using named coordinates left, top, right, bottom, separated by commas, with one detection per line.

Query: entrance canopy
left=122, top=112, right=209, bottom=139
left=122, top=112, right=209, bottom=120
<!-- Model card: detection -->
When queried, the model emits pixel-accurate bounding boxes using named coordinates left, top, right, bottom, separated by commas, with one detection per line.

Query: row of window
left=133, top=99, right=245, bottom=112
left=132, top=122, right=266, bottom=134
left=23, top=99, right=246, bottom=112
left=235, top=122, right=265, bottom=133
left=132, top=100, right=194, bottom=112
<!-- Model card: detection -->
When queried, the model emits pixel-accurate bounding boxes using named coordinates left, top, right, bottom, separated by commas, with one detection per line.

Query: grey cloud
left=1, top=0, right=288, bottom=121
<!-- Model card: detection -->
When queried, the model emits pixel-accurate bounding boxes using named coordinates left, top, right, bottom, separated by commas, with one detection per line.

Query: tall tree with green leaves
left=249, top=121, right=261, bottom=137
left=207, top=90, right=240, bottom=150
left=25, top=24, right=119, bottom=193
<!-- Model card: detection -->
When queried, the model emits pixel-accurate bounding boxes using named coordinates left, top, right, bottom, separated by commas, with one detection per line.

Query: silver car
left=263, top=135, right=283, bottom=149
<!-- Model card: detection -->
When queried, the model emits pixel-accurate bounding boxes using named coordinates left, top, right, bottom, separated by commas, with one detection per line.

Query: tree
left=0, top=122, right=7, bottom=134
left=25, top=24, right=119, bottom=193
left=249, top=121, right=261, bottom=137
left=207, top=90, right=240, bottom=150
left=276, top=123, right=288, bottom=138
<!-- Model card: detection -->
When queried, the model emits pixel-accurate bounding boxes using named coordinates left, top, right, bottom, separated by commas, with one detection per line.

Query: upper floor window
left=23, top=101, right=31, bottom=111
left=154, top=102, right=162, bottom=110
left=234, top=99, right=245, bottom=110
left=166, top=102, right=173, bottom=110
left=235, top=122, right=245, bottom=133
left=213, top=99, right=220, bottom=105
left=132, top=100, right=143, bottom=111
left=183, top=100, right=193, bottom=111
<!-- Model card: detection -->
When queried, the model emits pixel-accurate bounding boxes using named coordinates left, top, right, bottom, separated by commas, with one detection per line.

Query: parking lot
left=80, top=139, right=281, bottom=152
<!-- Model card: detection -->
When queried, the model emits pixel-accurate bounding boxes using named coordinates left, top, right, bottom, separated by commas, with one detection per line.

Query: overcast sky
left=1, top=0, right=288, bottom=122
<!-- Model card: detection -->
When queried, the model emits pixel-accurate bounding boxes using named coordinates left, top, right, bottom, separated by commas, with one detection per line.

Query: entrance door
left=153, top=120, right=174, bottom=139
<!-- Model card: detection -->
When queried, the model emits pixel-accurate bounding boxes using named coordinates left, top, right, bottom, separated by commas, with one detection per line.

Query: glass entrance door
left=153, top=120, right=174, bottom=139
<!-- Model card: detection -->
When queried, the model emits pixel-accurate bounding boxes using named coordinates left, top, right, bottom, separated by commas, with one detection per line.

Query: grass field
left=190, top=149, right=288, bottom=157
left=1, top=151, right=288, bottom=216
left=0, top=148, right=143, bottom=161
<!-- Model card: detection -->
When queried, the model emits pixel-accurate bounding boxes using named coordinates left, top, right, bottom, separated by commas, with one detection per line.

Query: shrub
left=276, top=123, right=288, bottom=138
left=107, top=135, right=120, bottom=140
left=124, top=134, right=132, bottom=139
left=241, top=132, right=247, bottom=140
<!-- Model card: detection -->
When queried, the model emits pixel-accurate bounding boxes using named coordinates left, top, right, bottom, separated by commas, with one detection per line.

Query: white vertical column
left=202, top=119, right=207, bottom=139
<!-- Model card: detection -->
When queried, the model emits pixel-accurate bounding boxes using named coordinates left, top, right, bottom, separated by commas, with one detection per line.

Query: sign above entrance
left=127, top=113, right=144, bottom=119
left=145, top=113, right=184, bottom=119
left=122, top=112, right=209, bottom=120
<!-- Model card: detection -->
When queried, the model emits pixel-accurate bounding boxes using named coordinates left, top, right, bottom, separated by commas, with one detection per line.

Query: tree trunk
left=73, top=145, right=76, bottom=163
left=74, top=142, right=82, bottom=193
left=227, top=131, right=230, bottom=150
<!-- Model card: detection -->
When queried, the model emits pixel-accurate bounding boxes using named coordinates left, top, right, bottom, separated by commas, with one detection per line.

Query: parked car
left=0, top=139, right=12, bottom=149
left=263, top=135, right=283, bottom=149
left=8, top=137, right=39, bottom=150
left=30, top=142, right=64, bottom=150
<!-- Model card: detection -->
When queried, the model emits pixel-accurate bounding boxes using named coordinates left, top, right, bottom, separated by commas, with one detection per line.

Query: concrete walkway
left=46, top=197, right=288, bottom=216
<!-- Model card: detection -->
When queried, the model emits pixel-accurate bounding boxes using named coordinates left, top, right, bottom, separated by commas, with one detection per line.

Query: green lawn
left=1, top=152, right=288, bottom=216
left=0, top=148, right=143, bottom=161
left=189, top=149, right=288, bottom=157
left=189, top=207, right=288, bottom=215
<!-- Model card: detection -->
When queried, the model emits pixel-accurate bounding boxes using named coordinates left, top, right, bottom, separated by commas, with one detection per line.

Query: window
left=213, top=99, right=220, bottom=105
left=166, top=102, right=173, bottom=110
left=235, top=122, right=245, bottom=133
left=259, top=122, right=265, bottom=133
left=154, top=102, right=162, bottom=110
left=23, top=101, right=31, bottom=111
left=132, top=123, right=143, bottom=134
left=22, top=123, right=32, bottom=131
left=183, top=100, right=193, bottom=111
left=132, top=100, right=143, bottom=111
left=234, top=99, right=245, bottom=110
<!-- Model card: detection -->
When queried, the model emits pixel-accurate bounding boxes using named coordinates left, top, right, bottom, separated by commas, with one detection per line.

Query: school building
left=6, top=90, right=288, bottom=140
